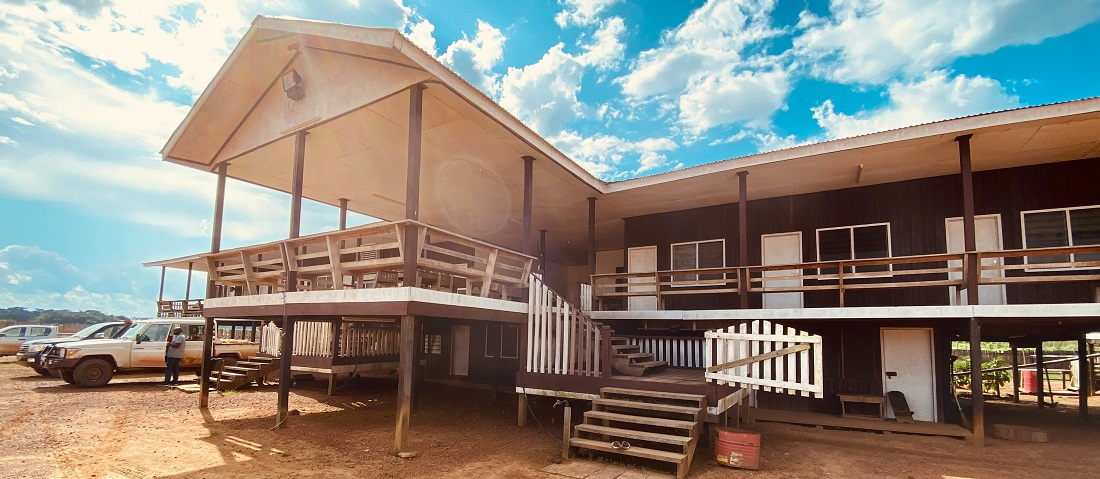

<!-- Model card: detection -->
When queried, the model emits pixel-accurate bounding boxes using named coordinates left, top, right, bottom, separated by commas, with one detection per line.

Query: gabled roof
left=160, top=16, right=1100, bottom=264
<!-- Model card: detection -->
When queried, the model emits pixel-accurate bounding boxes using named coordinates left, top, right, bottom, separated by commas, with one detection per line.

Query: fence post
left=600, top=325, right=613, bottom=378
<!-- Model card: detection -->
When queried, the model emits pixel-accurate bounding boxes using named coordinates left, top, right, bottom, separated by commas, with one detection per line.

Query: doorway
left=881, top=328, right=937, bottom=422
left=761, top=232, right=804, bottom=309
left=946, top=214, right=1006, bottom=305
left=627, top=246, right=658, bottom=310
left=450, top=325, right=470, bottom=376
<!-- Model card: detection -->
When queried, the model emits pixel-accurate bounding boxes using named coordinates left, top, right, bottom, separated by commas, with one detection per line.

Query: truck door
left=179, top=323, right=204, bottom=367
left=131, top=323, right=172, bottom=368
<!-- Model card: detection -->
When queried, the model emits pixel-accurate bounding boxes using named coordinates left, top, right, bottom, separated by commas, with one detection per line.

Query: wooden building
left=146, top=16, right=1099, bottom=472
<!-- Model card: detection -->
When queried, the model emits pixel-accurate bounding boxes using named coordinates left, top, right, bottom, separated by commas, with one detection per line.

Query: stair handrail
left=528, top=274, right=606, bottom=377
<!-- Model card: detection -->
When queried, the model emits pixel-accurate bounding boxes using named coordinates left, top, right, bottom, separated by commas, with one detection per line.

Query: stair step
left=584, top=411, right=697, bottom=430
left=247, top=356, right=276, bottom=362
left=612, top=344, right=640, bottom=352
left=570, top=438, right=686, bottom=464
left=238, top=361, right=273, bottom=367
left=593, top=398, right=702, bottom=417
left=601, top=387, right=706, bottom=404
left=223, top=365, right=259, bottom=373
left=575, top=424, right=692, bottom=446
left=615, top=352, right=653, bottom=360
left=217, top=371, right=247, bottom=378
left=209, top=377, right=235, bottom=383
left=634, top=360, right=668, bottom=368
left=610, top=337, right=628, bottom=345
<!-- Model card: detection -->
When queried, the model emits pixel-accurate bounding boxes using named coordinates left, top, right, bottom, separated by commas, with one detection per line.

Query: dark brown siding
left=623, top=157, right=1100, bottom=308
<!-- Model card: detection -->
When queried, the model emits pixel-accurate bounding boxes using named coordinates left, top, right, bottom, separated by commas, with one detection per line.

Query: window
left=670, top=239, right=725, bottom=284
left=141, top=324, right=172, bottom=343
left=817, top=223, right=891, bottom=274
left=1022, top=205, right=1100, bottom=267
left=423, top=334, right=442, bottom=354
left=27, top=327, right=51, bottom=337
left=484, top=324, right=519, bottom=359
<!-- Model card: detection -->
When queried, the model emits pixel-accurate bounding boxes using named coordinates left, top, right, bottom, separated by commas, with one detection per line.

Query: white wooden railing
left=620, top=336, right=705, bottom=368
left=704, top=319, right=823, bottom=398
left=260, top=321, right=282, bottom=356
left=579, top=283, right=593, bottom=312
left=527, top=274, right=603, bottom=376
left=293, top=321, right=334, bottom=357
left=339, top=324, right=400, bottom=357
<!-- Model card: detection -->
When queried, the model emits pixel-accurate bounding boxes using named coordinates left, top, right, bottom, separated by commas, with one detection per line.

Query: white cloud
left=406, top=18, right=438, bottom=56
left=577, top=17, right=627, bottom=70
left=551, top=130, right=678, bottom=177
left=615, top=0, right=788, bottom=136
left=9, top=117, right=33, bottom=127
left=794, top=0, right=1100, bottom=84
left=555, top=0, right=621, bottom=27
left=0, top=245, right=150, bottom=316
left=811, top=71, right=1021, bottom=139
left=439, top=20, right=507, bottom=96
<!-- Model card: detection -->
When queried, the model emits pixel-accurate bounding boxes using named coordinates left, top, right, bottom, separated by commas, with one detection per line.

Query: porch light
left=282, top=69, right=304, bottom=101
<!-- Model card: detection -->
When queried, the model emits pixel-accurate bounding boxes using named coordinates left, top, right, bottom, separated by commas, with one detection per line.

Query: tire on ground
left=59, top=370, right=76, bottom=384
left=72, top=358, right=114, bottom=388
left=34, top=367, right=51, bottom=377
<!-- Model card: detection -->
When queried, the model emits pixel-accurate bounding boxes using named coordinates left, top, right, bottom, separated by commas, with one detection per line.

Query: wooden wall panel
left=622, top=157, right=1100, bottom=309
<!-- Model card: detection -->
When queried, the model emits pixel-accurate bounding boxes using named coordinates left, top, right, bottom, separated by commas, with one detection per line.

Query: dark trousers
left=165, top=356, right=181, bottom=383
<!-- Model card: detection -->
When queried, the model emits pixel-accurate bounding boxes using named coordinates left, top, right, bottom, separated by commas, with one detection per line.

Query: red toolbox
left=715, top=427, right=762, bottom=470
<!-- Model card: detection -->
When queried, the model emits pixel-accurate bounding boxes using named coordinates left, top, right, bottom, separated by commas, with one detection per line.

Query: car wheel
left=33, top=367, right=51, bottom=377
left=73, top=358, right=114, bottom=388
left=60, top=370, right=76, bottom=384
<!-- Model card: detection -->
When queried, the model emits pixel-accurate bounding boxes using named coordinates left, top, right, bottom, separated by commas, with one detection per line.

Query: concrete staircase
left=569, top=387, right=704, bottom=479
left=209, top=356, right=281, bottom=391
left=611, top=338, right=668, bottom=376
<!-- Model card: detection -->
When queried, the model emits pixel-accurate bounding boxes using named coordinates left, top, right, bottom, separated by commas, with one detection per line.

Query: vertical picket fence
left=260, top=321, right=282, bottom=356
left=704, top=319, right=823, bottom=398
left=339, top=324, right=400, bottom=357
left=527, top=274, right=603, bottom=376
left=621, top=336, right=705, bottom=368
left=292, top=321, right=333, bottom=357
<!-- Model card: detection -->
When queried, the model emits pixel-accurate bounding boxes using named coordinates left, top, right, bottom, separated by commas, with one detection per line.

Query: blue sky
left=1, top=0, right=1099, bottom=317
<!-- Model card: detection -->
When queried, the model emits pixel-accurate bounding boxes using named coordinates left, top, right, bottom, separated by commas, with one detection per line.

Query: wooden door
left=881, top=328, right=937, bottom=422
left=946, top=215, right=1005, bottom=305
left=450, top=325, right=470, bottom=376
left=627, top=246, right=658, bottom=310
left=761, top=232, right=804, bottom=309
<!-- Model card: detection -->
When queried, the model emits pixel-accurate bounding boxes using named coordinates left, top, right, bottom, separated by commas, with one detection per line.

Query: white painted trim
left=1020, top=204, right=1100, bottom=271
left=761, top=231, right=804, bottom=309
left=588, top=303, right=1100, bottom=321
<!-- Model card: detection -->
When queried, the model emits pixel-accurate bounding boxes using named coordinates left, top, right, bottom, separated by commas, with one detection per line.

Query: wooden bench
left=837, top=393, right=886, bottom=420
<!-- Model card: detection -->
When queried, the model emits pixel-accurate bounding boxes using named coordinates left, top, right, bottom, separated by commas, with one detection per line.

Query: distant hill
left=0, top=307, right=133, bottom=325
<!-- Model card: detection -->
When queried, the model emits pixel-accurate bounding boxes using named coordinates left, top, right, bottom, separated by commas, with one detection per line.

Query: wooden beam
left=481, top=249, right=499, bottom=297
left=158, top=266, right=166, bottom=302
left=289, top=130, right=307, bottom=240
left=737, top=171, right=749, bottom=310
left=239, top=252, right=256, bottom=295
left=523, top=156, right=534, bottom=256
left=339, top=198, right=349, bottom=230
left=1079, top=337, right=1089, bottom=419
left=956, top=134, right=979, bottom=306
left=276, top=313, right=295, bottom=428
left=517, top=392, right=528, bottom=427
left=210, top=162, right=227, bottom=254
left=539, top=229, right=547, bottom=275
left=969, top=316, right=984, bottom=447
left=326, top=235, right=344, bottom=291
left=199, top=314, right=214, bottom=409
left=184, top=262, right=194, bottom=301
left=1011, top=344, right=1020, bottom=403
left=706, top=344, right=811, bottom=373
left=588, top=197, right=596, bottom=278
left=1036, top=343, right=1045, bottom=409
left=394, top=314, right=417, bottom=453
left=405, top=85, right=424, bottom=220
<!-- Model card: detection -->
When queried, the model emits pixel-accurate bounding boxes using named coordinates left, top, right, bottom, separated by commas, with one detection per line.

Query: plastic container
left=1020, top=369, right=1037, bottom=393
left=715, top=427, right=761, bottom=470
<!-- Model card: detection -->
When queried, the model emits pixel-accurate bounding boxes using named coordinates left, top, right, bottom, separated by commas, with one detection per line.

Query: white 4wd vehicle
left=44, top=318, right=259, bottom=388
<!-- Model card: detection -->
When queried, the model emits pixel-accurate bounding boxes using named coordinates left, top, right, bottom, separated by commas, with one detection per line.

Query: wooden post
left=737, top=171, right=749, bottom=310
left=1079, top=337, right=1089, bottom=419
left=339, top=198, right=348, bottom=230
left=395, top=314, right=417, bottom=453
left=403, top=84, right=425, bottom=288
left=517, top=393, right=528, bottom=427
left=600, top=325, right=612, bottom=378
left=158, top=266, right=166, bottom=303
left=1011, top=344, right=1020, bottom=403
left=200, top=161, right=227, bottom=410
left=1036, top=343, right=1045, bottom=408
left=956, top=134, right=980, bottom=307
left=523, top=156, right=534, bottom=256
left=562, top=405, right=572, bottom=460
left=289, top=130, right=307, bottom=239
left=275, top=129, right=307, bottom=428
left=184, top=262, right=193, bottom=301
left=539, top=230, right=547, bottom=275
left=588, top=197, right=596, bottom=278
left=969, top=317, right=983, bottom=447
left=276, top=312, right=295, bottom=428
left=210, top=162, right=227, bottom=254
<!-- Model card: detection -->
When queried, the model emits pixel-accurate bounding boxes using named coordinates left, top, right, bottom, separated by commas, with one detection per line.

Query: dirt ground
left=2, top=359, right=1099, bottom=479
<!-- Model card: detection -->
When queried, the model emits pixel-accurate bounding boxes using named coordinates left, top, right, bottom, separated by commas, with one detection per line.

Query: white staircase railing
left=259, top=321, right=282, bottom=356
left=579, top=283, right=593, bottom=312
left=527, top=274, right=603, bottom=376
left=704, top=319, right=823, bottom=398
left=619, top=336, right=705, bottom=368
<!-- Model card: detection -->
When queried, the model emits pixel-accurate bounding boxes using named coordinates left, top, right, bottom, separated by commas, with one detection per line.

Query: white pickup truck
left=43, top=318, right=260, bottom=387
left=0, top=325, right=59, bottom=355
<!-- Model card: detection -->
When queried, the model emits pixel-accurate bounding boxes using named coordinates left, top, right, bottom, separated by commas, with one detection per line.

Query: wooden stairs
left=611, top=337, right=668, bottom=377
left=209, top=356, right=281, bottom=391
left=569, top=387, right=705, bottom=479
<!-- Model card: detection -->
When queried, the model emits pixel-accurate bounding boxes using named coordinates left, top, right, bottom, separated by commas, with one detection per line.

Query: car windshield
left=118, top=325, right=147, bottom=341
left=72, top=324, right=104, bottom=339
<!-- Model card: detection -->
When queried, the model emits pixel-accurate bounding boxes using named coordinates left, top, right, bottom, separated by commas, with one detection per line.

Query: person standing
left=162, top=327, right=185, bottom=386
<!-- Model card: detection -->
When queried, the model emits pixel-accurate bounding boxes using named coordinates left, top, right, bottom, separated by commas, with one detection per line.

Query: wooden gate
left=704, top=320, right=823, bottom=398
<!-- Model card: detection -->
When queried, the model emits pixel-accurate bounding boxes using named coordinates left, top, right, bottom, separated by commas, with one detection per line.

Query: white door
left=946, top=215, right=1005, bottom=305
left=627, top=246, right=658, bottom=310
left=450, top=325, right=470, bottom=376
left=881, top=328, right=937, bottom=422
left=762, top=232, right=803, bottom=309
